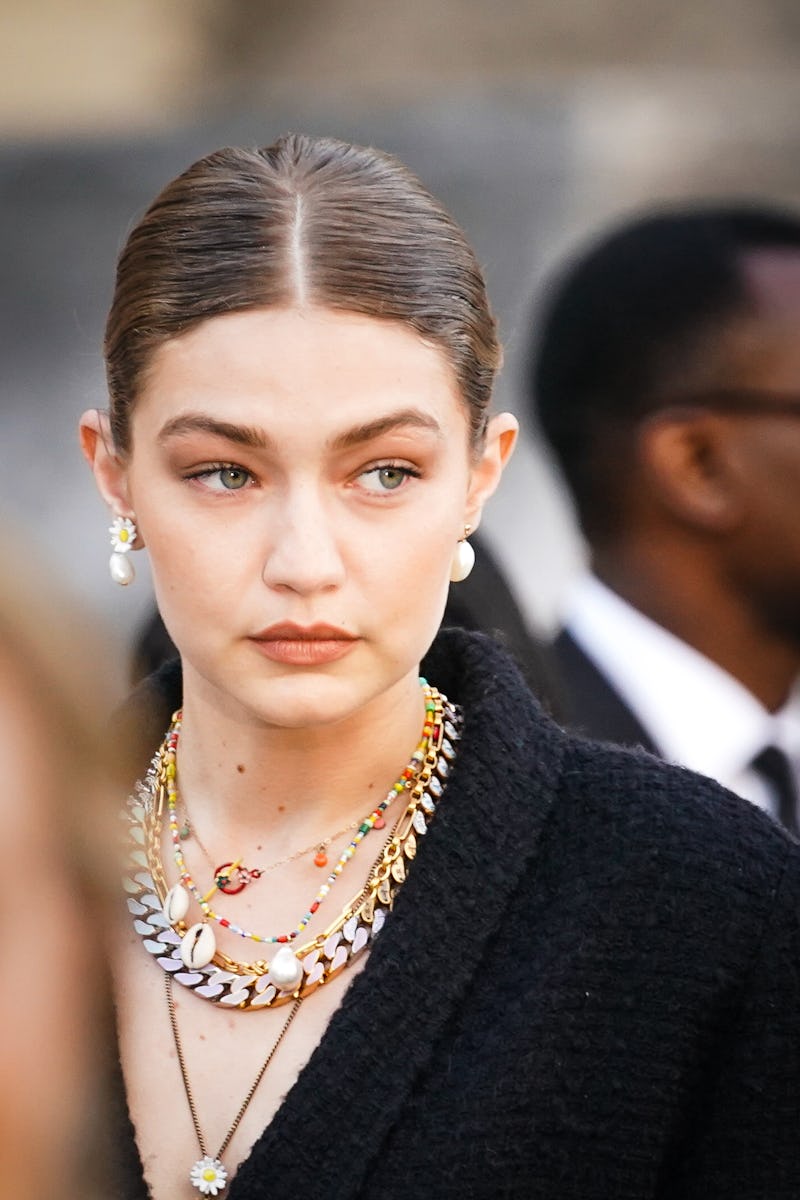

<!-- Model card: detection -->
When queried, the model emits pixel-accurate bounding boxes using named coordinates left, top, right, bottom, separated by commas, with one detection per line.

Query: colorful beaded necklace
left=160, top=682, right=439, bottom=966
left=176, top=803, right=379, bottom=888
left=125, top=689, right=460, bottom=1009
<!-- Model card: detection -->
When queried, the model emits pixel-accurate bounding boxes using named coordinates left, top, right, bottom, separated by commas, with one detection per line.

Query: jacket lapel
left=232, top=631, right=566, bottom=1198
left=555, top=629, right=660, bottom=753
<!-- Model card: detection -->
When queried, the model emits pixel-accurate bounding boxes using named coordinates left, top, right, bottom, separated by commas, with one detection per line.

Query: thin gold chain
left=165, top=973, right=301, bottom=1159
left=127, top=689, right=456, bottom=1010
left=182, top=805, right=386, bottom=878
left=145, top=696, right=443, bottom=977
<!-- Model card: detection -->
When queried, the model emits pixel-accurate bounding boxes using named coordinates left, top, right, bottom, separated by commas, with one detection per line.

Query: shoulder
left=561, top=727, right=789, bottom=855
left=543, top=727, right=797, bottom=939
left=430, top=628, right=795, bottom=920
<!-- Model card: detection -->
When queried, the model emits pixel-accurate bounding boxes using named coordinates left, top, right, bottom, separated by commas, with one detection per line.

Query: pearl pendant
left=181, top=922, right=216, bottom=969
left=269, top=946, right=304, bottom=991
left=164, top=883, right=191, bottom=923
left=109, top=551, right=135, bottom=586
left=449, top=538, right=475, bottom=583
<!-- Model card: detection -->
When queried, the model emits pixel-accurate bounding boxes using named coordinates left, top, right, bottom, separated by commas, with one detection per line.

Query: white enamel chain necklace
left=122, top=691, right=461, bottom=1194
left=123, top=689, right=460, bottom=1011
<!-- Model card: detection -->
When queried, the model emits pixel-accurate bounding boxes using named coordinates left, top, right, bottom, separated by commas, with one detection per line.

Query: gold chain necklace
left=160, top=684, right=439, bottom=959
left=124, top=691, right=461, bottom=1009
left=178, top=805, right=381, bottom=886
left=166, top=973, right=300, bottom=1195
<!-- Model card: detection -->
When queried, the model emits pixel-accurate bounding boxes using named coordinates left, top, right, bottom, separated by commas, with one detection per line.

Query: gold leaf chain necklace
left=124, top=686, right=460, bottom=1195
left=124, top=684, right=460, bottom=1010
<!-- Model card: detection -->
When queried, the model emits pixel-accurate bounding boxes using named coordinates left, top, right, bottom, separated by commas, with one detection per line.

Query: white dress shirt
left=563, top=574, right=800, bottom=817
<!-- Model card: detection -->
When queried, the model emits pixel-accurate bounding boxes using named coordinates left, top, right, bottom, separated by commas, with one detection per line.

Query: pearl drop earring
left=109, top=515, right=137, bottom=586
left=450, top=525, right=475, bottom=583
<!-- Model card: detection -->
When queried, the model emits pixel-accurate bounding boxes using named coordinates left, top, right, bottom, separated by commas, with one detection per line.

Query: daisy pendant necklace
left=166, top=973, right=301, bottom=1196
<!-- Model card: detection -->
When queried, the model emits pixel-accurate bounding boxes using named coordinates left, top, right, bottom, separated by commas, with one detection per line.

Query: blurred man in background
left=530, top=206, right=800, bottom=832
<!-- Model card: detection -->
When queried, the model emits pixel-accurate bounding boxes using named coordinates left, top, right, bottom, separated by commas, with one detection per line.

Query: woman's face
left=111, top=307, right=513, bottom=728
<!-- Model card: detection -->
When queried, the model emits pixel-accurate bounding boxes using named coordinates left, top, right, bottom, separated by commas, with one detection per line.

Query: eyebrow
left=157, top=407, right=443, bottom=451
left=329, top=408, right=444, bottom=450
left=158, top=414, right=269, bottom=448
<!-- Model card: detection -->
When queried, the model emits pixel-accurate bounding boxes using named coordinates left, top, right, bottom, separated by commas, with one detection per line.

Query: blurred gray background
left=4, top=0, right=800, bottom=689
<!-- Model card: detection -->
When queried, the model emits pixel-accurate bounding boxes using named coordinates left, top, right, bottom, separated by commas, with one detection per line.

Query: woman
left=0, top=528, right=118, bottom=1199
left=80, top=135, right=800, bottom=1199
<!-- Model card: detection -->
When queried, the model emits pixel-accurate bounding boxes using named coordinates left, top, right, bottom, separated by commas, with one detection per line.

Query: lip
left=248, top=622, right=358, bottom=666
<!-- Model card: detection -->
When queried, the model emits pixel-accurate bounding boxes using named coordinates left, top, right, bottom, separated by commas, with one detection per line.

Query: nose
left=261, top=482, right=346, bottom=595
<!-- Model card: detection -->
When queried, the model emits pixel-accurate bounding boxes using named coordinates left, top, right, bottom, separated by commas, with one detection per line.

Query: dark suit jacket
left=552, top=627, right=659, bottom=753
left=112, top=629, right=800, bottom=1198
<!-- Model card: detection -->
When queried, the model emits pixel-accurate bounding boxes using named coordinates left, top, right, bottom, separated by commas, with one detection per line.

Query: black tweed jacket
left=113, top=629, right=800, bottom=1199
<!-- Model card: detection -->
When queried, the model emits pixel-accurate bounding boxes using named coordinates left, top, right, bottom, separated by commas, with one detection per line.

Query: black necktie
left=750, top=745, right=799, bottom=836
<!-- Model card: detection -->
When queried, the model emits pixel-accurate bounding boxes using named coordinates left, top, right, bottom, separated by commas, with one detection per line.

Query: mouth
left=248, top=623, right=358, bottom=666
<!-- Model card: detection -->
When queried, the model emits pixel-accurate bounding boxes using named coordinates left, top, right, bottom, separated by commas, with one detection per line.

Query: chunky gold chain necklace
left=158, top=684, right=440, bottom=964
left=124, top=687, right=460, bottom=1010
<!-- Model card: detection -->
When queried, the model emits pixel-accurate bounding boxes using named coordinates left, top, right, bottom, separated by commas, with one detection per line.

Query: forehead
left=135, top=306, right=464, bottom=436
left=718, top=249, right=800, bottom=389
left=741, top=248, right=800, bottom=318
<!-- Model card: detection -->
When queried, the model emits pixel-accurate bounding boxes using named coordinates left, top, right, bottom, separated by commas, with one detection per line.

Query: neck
left=593, top=539, right=800, bottom=712
left=171, top=666, right=429, bottom=855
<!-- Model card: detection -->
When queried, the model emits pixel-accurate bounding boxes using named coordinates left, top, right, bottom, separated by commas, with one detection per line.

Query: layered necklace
left=160, top=683, right=441, bottom=966
left=123, top=680, right=460, bottom=1195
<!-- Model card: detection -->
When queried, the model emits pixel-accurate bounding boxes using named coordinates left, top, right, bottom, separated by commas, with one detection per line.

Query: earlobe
left=464, top=412, right=519, bottom=529
left=638, top=412, right=743, bottom=532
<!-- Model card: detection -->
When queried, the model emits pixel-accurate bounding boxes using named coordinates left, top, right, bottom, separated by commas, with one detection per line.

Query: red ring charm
left=215, top=862, right=247, bottom=895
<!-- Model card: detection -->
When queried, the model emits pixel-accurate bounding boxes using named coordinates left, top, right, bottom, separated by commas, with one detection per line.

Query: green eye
left=219, top=467, right=249, bottom=490
left=359, top=464, right=416, bottom=492
left=375, top=467, right=405, bottom=490
left=187, top=463, right=255, bottom=493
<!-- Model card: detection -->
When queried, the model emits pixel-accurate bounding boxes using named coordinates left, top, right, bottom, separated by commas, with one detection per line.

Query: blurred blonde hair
left=0, top=525, right=119, bottom=898
left=0, top=524, right=119, bottom=1199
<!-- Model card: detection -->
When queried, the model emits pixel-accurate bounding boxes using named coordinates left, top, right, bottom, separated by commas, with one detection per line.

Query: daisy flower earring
left=109, top=515, right=137, bottom=586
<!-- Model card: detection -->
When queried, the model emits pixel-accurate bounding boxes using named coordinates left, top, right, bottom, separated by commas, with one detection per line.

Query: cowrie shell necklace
left=124, top=688, right=460, bottom=1009
left=160, top=682, right=440, bottom=968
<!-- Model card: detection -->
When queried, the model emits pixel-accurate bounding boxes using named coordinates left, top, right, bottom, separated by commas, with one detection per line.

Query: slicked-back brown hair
left=105, top=133, right=501, bottom=454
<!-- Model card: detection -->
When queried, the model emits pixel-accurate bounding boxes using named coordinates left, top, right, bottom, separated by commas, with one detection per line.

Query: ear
left=78, top=410, right=145, bottom=545
left=637, top=410, right=744, bottom=532
left=464, top=412, right=519, bottom=532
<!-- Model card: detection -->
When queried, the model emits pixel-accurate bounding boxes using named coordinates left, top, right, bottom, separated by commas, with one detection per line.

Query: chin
left=243, top=673, right=369, bottom=730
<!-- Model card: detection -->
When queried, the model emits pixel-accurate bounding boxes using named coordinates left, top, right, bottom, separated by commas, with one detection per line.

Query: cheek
left=132, top=460, right=255, bottom=575
left=362, top=519, right=455, bottom=639
left=739, top=446, right=800, bottom=548
left=142, top=506, right=255, bottom=630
